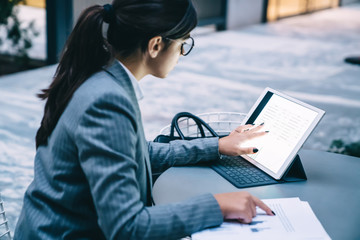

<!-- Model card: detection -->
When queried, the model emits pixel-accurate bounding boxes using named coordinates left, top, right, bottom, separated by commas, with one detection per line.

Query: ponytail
left=36, top=0, right=197, bottom=148
left=36, top=5, right=112, bottom=148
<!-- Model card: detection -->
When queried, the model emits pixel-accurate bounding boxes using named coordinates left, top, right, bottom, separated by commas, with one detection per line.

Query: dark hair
left=36, top=0, right=197, bottom=148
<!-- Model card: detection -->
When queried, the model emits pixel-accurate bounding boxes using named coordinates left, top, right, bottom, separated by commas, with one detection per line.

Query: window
left=267, top=0, right=340, bottom=21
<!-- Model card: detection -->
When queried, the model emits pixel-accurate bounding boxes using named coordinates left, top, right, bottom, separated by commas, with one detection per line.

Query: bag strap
left=170, top=112, right=205, bottom=138
left=169, top=112, right=219, bottom=139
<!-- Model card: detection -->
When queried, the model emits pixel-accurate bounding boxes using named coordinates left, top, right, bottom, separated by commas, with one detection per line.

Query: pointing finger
left=252, top=196, right=275, bottom=216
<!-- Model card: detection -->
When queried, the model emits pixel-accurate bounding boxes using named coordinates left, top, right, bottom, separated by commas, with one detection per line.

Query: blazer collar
left=117, top=60, right=144, bottom=101
left=103, top=60, right=137, bottom=102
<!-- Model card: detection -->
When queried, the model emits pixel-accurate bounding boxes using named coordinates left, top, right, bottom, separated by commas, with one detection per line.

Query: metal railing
left=160, top=112, right=246, bottom=137
left=0, top=193, right=11, bottom=240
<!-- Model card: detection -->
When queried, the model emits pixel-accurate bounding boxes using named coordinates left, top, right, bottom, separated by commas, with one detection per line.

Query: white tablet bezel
left=240, top=87, right=325, bottom=180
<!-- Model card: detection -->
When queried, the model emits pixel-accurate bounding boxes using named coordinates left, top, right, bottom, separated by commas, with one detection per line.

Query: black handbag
left=153, top=112, right=220, bottom=143
left=152, top=112, right=222, bottom=184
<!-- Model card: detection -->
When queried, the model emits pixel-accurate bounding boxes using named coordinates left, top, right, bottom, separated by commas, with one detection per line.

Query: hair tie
left=103, top=4, right=115, bottom=24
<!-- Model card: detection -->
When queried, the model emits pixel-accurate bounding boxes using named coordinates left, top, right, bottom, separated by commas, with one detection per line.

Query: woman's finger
left=250, top=200, right=257, bottom=218
left=238, top=212, right=253, bottom=224
left=247, top=131, right=268, bottom=140
left=252, top=196, right=275, bottom=216
left=247, top=123, right=265, bottom=133
left=234, top=124, right=254, bottom=133
left=238, top=147, right=258, bottom=155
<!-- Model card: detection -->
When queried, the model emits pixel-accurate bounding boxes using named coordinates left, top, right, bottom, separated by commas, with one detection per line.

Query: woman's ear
left=147, top=36, right=163, bottom=58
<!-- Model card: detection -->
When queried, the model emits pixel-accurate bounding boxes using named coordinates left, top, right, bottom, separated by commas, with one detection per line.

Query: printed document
left=192, top=198, right=331, bottom=240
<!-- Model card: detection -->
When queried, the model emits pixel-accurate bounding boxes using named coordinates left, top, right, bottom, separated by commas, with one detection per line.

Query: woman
left=14, top=0, right=273, bottom=239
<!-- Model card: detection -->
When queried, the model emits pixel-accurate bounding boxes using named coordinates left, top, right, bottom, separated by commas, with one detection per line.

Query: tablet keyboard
left=211, top=155, right=278, bottom=188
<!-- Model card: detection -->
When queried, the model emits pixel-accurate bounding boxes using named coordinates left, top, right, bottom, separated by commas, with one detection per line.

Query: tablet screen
left=241, top=88, right=325, bottom=179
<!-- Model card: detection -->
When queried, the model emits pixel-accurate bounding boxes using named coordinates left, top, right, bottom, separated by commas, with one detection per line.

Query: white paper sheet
left=192, top=198, right=331, bottom=240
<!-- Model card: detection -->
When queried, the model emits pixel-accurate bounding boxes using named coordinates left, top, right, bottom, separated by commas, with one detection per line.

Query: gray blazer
left=14, top=61, right=223, bottom=239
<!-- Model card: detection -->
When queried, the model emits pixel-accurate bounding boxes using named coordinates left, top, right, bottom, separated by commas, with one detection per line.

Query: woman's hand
left=214, top=192, right=275, bottom=223
left=218, top=124, right=267, bottom=156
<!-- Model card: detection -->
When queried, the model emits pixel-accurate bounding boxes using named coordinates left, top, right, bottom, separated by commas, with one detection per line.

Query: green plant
left=328, top=139, right=360, bottom=158
left=0, top=0, right=39, bottom=65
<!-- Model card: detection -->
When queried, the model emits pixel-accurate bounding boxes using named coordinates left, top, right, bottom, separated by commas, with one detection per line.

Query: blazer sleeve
left=148, top=139, right=221, bottom=175
left=75, top=93, right=223, bottom=240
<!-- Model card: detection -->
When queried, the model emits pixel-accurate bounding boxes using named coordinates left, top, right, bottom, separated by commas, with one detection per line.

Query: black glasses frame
left=164, top=36, right=194, bottom=56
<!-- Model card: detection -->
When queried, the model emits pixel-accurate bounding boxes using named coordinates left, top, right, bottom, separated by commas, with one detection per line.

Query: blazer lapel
left=103, top=61, right=153, bottom=205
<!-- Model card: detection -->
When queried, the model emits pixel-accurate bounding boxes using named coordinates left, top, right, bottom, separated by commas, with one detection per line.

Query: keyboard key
left=211, top=156, right=277, bottom=188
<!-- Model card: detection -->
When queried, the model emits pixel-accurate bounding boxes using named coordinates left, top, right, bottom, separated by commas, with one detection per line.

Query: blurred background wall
left=3, top=0, right=359, bottom=66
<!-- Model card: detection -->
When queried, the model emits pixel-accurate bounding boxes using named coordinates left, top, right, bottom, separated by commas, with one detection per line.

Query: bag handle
left=170, top=112, right=205, bottom=138
left=169, top=112, right=219, bottom=140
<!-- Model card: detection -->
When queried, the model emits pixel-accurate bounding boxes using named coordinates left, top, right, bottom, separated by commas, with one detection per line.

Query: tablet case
left=210, top=154, right=307, bottom=189
left=280, top=154, right=307, bottom=182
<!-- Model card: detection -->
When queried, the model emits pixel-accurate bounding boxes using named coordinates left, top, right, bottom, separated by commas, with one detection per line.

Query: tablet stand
left=280, top=154, right=307, bottom=182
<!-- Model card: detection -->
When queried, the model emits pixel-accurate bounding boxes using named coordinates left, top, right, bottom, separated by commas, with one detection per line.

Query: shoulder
left=62, top=69, right=137, bottom=132
left=79, top=70, right=129, bottom=102
left=76, top=68, right=133, bottom=109
left=73, top=61, right=135, bottom=109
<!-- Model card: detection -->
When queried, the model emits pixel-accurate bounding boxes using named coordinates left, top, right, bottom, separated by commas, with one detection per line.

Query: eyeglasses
left=164, top=36, right=195, bottom=56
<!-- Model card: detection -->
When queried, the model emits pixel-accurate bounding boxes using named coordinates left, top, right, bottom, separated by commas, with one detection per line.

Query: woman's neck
left=116, top=52, right=148, bottom=81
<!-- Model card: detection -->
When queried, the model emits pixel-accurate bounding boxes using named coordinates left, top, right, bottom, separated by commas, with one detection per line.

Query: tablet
left=240, top=88, right=325, bottom=180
